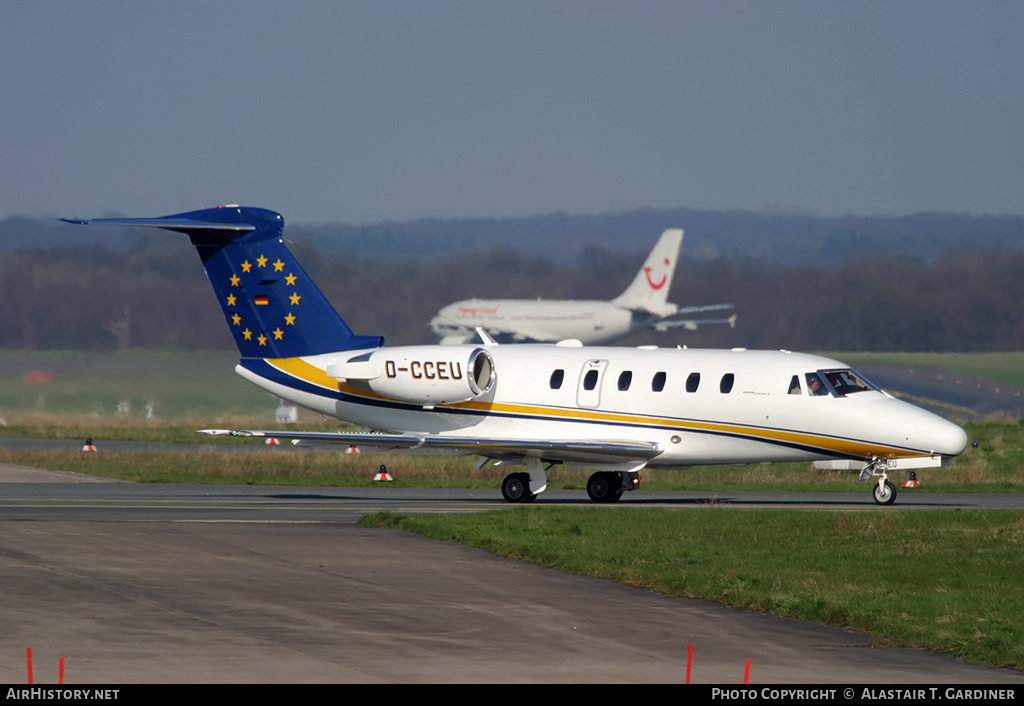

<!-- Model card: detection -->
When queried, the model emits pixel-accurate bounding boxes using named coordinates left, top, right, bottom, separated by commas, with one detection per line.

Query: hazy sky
left=4, top=2, right=1023, bottom=224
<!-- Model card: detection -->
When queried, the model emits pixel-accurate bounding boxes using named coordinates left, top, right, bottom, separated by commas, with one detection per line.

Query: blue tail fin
left=61, top=206, right=384, bottom=357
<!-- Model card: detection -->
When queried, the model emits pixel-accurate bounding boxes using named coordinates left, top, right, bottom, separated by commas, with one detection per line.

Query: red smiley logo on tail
left=644, top=258, right=671, bottom=290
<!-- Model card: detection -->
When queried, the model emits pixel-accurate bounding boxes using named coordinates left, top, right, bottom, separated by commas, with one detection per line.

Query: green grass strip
left=362, top=507, right=1024, bottom=671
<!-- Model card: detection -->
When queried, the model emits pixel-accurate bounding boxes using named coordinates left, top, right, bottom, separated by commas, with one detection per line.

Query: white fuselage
left=236, top=345, right=967, bottom=469
left=431, top=300, right=651, bottom=345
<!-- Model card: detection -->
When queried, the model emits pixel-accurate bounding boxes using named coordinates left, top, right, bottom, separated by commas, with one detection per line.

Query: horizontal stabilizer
left=60, top=216, right=255, bottom=236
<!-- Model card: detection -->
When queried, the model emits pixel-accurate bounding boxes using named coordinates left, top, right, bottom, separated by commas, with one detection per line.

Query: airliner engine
left=326, top=345, right=495, bottom=406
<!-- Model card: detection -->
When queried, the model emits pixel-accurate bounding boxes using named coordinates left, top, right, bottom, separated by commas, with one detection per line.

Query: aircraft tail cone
left=374, top=464, right=393, bottom=482
left=81, top=438, right=96, bottom=452
left=902, top=470, right=920, bottom=488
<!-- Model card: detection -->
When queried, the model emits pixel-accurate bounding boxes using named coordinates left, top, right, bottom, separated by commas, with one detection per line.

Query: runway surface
left=1, top=465, right=1022, bottom=684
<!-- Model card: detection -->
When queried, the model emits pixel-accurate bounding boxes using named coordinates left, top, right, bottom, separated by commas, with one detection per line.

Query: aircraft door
left=576, top=359, right=608, bottom=408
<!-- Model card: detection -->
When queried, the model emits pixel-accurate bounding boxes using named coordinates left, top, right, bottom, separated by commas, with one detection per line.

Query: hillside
left=7, top=207, right=1024, bottom=266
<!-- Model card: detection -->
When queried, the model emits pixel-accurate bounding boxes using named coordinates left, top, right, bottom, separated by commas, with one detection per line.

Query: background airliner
left=429, top=229, right=735, bottom=344
left=64, top=206, right=968, bottom=507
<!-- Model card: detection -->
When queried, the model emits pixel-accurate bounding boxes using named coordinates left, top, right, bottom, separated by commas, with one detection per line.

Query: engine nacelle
left=326, top=345, right=496, bottom=406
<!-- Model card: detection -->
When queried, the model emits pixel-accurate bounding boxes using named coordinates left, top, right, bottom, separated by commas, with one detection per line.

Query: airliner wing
left=199, top=429, right=663, bottom=468
left=506, top=328, right=559, bottom=343
left=471, top=326, right=559, bottom=344
left=653, top=313, right=737, bottom=332
left=675, top=303, right=734, bottom=315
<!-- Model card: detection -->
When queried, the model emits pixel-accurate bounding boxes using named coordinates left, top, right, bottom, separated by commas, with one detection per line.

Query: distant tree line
left=6, top=208, right=1024, bottom=266
left=2, top=235, right=1022, bottom=353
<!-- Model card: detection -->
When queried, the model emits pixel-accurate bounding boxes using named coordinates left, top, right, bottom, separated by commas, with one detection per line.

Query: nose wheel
left=872, top=479, right=897, bottom=505
left=861, top=457, right=898, bottom=505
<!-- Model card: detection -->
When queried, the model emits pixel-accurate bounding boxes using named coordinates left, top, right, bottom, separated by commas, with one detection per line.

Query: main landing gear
left=586, top=471, right=641, bottom=503
left=860, top=457, right=898, bottom=506
left=499, top=461, right=641, bottom=504
left=586, top=472, right=623, bottom=503
left=501, top=472, right=537, bottom=503
left=501, top=457, right=549, bottom=504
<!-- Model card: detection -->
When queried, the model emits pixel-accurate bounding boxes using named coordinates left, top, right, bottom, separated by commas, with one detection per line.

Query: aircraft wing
left=200, top=429, right=425, bottom=448
left=506, top=329, right=559, bottom=343
left=199, top=429, right=663, bottom=468
left=653, top=313, right=738, bottom=332
left=674, top=303, right=734, bottom=315
left=463, top=326, right=558, bottom=344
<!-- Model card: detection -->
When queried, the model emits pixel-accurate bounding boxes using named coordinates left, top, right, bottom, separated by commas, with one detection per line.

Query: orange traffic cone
left=902, top=471, right=920, bottom=488
left=81, top=438, right=96, bottom=452
left=374, top=464, right=393, bottom=482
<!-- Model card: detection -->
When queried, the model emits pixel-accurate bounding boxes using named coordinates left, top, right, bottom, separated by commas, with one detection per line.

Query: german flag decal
left=255, top=295, right=269, bottom=306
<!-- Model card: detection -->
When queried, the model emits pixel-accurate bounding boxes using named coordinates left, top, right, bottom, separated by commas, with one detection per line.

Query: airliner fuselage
left=431, top=300, right=652, bottom=345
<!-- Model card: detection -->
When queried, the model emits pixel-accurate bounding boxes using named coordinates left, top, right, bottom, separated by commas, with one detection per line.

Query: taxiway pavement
left=1, top=465, right=1021, bottom=684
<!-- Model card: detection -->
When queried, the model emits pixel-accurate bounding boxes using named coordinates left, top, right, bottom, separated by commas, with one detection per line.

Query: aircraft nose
left=915, top=416, right=968, bottom=457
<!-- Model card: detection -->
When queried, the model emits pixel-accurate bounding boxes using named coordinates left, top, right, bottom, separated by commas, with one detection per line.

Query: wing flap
left=199, top=429, right=424, bottom=448
left=198, top=429, right=663, bottom=466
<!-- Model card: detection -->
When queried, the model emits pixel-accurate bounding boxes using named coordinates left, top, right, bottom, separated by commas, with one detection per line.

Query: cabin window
left=685, top=372, right=700, bottom=393
left=720, top=373, right=735, bottom=394
left=583, top=369, right=599, bottom=391
left=788, top=375, right=802, bottom=395
left=805, top=372, right=829, bottom=396
left=617, top=371, right=632, bottom=391
left=550, top=369, right=564, bottom=389
left=652, top=371, right=667, bottom=392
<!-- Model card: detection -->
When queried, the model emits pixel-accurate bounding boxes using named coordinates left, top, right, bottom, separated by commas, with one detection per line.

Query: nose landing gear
left=860, top=457, right=898, bottom=506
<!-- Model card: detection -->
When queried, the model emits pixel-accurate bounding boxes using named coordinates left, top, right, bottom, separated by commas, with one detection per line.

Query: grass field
left=0, top=350, right=269, bottom=421
left=828, top=351, right=1024, bottom=389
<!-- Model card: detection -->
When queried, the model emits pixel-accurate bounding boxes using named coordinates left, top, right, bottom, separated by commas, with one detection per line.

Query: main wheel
left=586, top=472, right=624, bottom=504
left=872, top=479, right=897, bottom=506
left=501, top=472, right=535, bottom=503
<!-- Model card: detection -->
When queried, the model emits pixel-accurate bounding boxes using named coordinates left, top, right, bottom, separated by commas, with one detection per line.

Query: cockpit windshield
left=821, top=369, right=878, bottom=396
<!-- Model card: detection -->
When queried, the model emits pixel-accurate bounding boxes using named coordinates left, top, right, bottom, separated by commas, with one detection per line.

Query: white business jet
left=63, top=207, right=967, bottom=506
left=429, top=228, right=735, bottom=345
